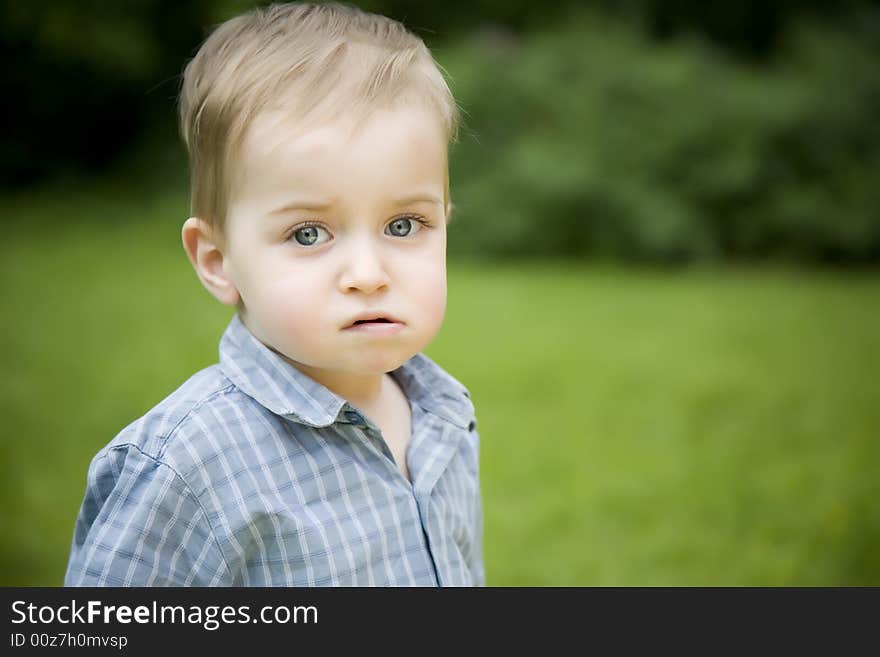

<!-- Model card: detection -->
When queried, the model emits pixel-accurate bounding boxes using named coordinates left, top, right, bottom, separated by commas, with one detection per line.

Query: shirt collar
left=218, top=314, right=475, bottom=430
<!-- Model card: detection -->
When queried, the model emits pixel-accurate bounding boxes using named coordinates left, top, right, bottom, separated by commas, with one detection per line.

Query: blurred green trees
left=445, top=9, right=880, bottom=262
left=1, top=0, right=209, bottom=183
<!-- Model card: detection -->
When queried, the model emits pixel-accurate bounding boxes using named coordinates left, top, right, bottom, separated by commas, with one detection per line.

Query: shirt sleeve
left=64, top=443, right=231, bottom=586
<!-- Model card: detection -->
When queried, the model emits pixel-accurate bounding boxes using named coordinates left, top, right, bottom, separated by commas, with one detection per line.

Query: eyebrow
left=269, top=193, right=443, bottom=215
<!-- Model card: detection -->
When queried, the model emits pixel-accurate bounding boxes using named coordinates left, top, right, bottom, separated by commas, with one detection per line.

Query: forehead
left=234, top=104, right=448, bottom=203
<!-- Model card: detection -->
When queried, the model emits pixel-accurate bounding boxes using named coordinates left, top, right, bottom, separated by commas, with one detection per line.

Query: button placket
left=338, top=409, right=406, bottom=482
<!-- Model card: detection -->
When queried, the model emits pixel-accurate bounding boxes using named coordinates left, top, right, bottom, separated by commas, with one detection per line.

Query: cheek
left=239, top=260, right=325, bottom=333
left=406, top=249, right=447, bottom=324
left=266, top=271, right=323, bottom=321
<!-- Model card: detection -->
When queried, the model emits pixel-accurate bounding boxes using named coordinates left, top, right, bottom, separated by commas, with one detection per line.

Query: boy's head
left=179, top=2, right=461, bottom=386
left=179, top=1, right=459, bottom=240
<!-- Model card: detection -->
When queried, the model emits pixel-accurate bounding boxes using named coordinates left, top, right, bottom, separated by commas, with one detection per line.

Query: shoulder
left=92, top=364, right=271, bottom=486
left=66, top=366, right=241, bottom=585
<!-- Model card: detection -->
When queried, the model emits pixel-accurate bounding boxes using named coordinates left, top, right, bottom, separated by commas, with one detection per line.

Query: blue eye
left=386, top=216, right=424, bottom=237
left=291, top=223, right=330, bottom=246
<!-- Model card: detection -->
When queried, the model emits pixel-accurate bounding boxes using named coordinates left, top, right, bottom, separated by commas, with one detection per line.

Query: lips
left=343, top=312, right=404, bottom=329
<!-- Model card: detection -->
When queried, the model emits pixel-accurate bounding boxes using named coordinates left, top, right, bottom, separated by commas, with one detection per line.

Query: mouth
left=353, top=317, right=393, bottom=325
left=343, top=313, right=405, bottom=333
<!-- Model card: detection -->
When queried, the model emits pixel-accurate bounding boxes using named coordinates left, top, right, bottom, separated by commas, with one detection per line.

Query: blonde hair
left=178, top=1, right=460, bottom=234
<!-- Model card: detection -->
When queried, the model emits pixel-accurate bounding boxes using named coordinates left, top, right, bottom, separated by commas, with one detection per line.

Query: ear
left=181, top=217, right=241, bottom=306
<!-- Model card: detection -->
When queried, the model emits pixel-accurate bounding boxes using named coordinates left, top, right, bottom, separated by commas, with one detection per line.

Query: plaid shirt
left=64, top=314, right=483, bottom=586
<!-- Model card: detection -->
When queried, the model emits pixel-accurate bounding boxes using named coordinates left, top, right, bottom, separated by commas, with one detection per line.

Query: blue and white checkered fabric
left=64, top=314, right=483, bottom=586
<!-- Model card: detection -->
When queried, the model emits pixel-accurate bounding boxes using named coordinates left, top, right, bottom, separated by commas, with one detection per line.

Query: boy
left=64, top=2, right=483, bottom=586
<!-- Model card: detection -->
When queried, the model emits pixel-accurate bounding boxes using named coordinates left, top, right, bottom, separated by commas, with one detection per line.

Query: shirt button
left=344, top=411, right=362, bottom=424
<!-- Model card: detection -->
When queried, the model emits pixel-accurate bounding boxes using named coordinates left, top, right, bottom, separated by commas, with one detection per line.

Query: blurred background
left=1, top=0, right=878, bottom=585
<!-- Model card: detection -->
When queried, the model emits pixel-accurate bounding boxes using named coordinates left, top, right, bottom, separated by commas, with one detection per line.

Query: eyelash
left=287, top=214, right=431, bottom=245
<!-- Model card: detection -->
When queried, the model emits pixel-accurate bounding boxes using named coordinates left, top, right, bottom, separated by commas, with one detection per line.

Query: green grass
left=2, top=182, right=878, bottom=585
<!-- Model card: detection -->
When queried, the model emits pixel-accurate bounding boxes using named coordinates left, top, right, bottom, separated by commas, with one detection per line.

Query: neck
left=282, top=358, right=389, bottom=410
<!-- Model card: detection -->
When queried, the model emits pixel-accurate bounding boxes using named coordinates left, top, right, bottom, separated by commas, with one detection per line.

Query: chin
left=350, top=350, right=413, bottom=375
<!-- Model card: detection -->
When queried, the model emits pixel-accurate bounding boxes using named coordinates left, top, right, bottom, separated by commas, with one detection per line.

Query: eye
left=385, top=215, right=425, bottom=238
left=290, top=223, right=331, bottom=247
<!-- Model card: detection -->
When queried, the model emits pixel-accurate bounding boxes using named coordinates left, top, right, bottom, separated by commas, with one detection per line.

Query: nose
left=338, top=235, right=391, bottom=294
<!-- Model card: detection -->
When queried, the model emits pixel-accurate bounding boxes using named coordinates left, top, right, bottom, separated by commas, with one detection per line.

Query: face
left=219, top=103, right=449, bottom=390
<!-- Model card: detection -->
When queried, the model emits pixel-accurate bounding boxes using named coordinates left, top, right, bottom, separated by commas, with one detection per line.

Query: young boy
left=64, top=2, right=483, bottom=586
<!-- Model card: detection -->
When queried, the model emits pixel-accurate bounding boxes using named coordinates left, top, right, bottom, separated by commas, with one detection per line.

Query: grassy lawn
left=2, top=182, right=878, bottom=585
